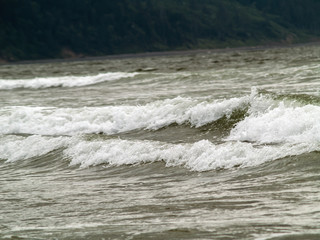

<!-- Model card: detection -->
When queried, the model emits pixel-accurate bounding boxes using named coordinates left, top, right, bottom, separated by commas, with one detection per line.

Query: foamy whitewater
left=1, top=45, right=320, bottom=240
left=0, top=72, right=138, bottom=89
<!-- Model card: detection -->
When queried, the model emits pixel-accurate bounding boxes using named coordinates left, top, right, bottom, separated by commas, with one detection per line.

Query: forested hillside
left=1, top=0, right=320, bottom=61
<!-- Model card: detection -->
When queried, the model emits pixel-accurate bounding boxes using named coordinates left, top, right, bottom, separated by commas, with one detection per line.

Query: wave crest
left=1, top=135, right=318, bottom=171
left=0, top=96, right=249, bottom=135
left=0, top=72, right=138, bottom=89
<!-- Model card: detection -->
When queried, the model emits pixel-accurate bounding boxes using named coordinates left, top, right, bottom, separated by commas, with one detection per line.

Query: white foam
left=65, top=138, right=318, bottom=171
left=0, top=96, right=249, bottom=135
left=2, top=89, right=319, bottom=169
left=228, top=103, right=320, bottom=144
left=1, top=89, right=319, bottom=145
left=1, top=134, right=318, bottom=171
left=186, top=96, right=249, bottom=127
left=0, top=72, right=138, bottom=89
left=0, top=135, right=67, bottom=162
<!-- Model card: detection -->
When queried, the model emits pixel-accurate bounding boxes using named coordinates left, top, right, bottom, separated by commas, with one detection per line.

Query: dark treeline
left=1, top=0, right=320, bottom=61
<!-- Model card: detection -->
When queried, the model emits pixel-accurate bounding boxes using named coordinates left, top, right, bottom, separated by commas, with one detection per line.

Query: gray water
left=1, top=45, right=320, bottom=240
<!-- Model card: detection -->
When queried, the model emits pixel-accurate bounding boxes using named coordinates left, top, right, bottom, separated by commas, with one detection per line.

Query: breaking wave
left=1, top=135, right=318, bottom=171
left=0, top=72, right=138, bottom=89
left=1, top=89, right=320, bottom=171
left=0, top=96, right=250, bottom=135
left=1, top=88, right=319, bottom=138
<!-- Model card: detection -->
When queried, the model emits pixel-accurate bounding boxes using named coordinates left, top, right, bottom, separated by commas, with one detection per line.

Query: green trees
left=0, top=0, right=319, bottom=61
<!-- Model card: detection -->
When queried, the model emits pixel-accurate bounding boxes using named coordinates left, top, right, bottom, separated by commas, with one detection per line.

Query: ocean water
left=0, top=45, right=320, bottom=240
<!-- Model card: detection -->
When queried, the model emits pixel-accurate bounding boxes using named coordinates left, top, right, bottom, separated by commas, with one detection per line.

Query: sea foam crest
left=0, top=96, right=249, bottom=135
left=0, top=72, right=138, bottom=89
left=1, top=135, right=318, bottom=171
left=0, top=135, right=67, bottom=162
left=228, top=102, right=320, bottom=144
left=1, top=89, right=319, bottom=144
left=65, top=138, right=318, bottom=171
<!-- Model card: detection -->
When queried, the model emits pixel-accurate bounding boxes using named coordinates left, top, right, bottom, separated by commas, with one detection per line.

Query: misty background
left=1, top=0, right=320, bottom=61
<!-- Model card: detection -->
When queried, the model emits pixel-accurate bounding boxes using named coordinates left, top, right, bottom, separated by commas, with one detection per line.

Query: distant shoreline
left=2, top=40, right=320, bottom=66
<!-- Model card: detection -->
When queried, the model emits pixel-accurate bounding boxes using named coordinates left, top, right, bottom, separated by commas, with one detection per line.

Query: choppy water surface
left=1, top=45, right=320, bottom=240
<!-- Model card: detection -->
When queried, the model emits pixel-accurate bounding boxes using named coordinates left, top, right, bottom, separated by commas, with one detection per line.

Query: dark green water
left=0, top=45, right=320, bottom=239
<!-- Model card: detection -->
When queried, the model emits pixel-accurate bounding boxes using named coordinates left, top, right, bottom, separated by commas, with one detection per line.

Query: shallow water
left=1, top=45, right=320, bottom=239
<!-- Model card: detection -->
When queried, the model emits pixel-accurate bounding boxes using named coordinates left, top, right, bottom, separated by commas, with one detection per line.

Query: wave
left=1, top=89, right=320, bottom=171
left=65, top=138, right=318, bottom=171
left=1, top=89, right=320, bottom=142
left=0, top=96, right=249, bottom=135
left=0, top=135, right=67, bottom=162
left=0, top=72, right=138, bottom=89
left=1, top=135, right=318, bottom=171
left=228, top=103, right=320, bottom=144
left=258, top=90, right=320, bottom=106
